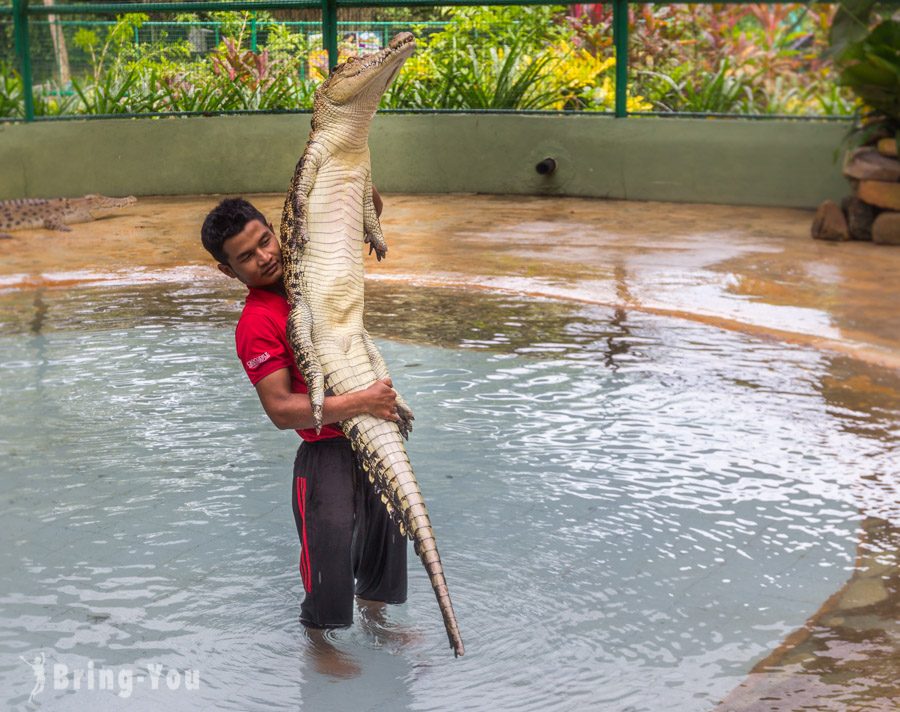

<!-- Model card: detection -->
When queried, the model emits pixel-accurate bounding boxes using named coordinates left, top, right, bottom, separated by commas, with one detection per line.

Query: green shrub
left=829, top=1, right=899, bottom=147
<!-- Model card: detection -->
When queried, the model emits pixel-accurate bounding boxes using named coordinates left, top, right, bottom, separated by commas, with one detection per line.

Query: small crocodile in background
left=0, top=194, right=137, bottom=238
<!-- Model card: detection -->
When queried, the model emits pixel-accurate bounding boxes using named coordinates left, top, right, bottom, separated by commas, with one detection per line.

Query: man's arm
left=254, top=367, right=400, bottom=431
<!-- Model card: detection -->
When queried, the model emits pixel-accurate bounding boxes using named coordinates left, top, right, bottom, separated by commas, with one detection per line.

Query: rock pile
left=813, top=137, right=900, bottom=246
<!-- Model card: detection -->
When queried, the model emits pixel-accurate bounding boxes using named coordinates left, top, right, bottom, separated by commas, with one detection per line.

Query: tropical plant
left=264, top=22, right=309, bottom=62
left=836, top=20, right=900, bottom=121
left=70, top=69, right=149, bottom=115
left=73, top=14, right=151, bottom=81
left=206, top=39, right=312, bottom=110
left=621, top=4, right=852, bottom=115
left=385, top=5, right=576, bottom=109
left=0, top=61, right=23, bottom=118
left=637, top=60, right=754, bottom=114
left=813, top=80, right=861, bottom=115
left=33, top=86, right=80, bottom=117
left=0, top=5, right=872, bottom=119
left=439, top=39, right=562, bottom=110
left=155, top=69, right=230, bottom=113
left=828, top=1, right=900, bottom=146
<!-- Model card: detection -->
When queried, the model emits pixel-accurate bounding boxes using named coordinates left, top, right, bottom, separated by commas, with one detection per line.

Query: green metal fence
left=3, top=1, right=845, bottom=122
left=2, top=18, right=445, bottom=83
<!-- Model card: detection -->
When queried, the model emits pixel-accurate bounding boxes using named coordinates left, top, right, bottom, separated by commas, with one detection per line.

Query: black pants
left=292, top=437, right=408, bottom=628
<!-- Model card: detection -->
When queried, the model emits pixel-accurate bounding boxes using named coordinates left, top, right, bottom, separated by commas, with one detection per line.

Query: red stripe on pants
left=296, top=478, right=312, bottom=592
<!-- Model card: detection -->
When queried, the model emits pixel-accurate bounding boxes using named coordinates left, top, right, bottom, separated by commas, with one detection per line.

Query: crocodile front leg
left=286, top=298, right=326, bottom=432
left=363, top=171, right=387, bottom=261
left=360, top=329, right=414, bottom=438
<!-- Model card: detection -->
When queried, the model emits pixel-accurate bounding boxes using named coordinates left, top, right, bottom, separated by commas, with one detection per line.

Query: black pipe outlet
left=535, top=157, right=557, bottom=176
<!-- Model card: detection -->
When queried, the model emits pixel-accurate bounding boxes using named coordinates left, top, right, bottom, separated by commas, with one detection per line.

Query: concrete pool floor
left=0, top=192, right=897, bottom=709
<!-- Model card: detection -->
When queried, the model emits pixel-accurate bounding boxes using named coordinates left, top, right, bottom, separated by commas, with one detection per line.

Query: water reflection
left=602, top=263, right=634, bottom=372
left=0, top=279, right=897, bottom=711
left=29, top=288, right=47, bottom=336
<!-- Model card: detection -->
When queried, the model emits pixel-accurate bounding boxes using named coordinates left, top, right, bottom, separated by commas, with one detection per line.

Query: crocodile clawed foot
left=364, top=234, right=387, bottom=261
left=396, top=403, right=414, bottom=439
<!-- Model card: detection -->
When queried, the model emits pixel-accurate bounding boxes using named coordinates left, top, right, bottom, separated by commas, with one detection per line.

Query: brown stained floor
left=0, top=192, right=898, bottom=708
left=1, top=193, right=899, bottom=367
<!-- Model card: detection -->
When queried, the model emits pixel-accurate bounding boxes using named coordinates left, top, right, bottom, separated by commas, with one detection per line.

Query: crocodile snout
left=388, top=32, right=415, bottom=51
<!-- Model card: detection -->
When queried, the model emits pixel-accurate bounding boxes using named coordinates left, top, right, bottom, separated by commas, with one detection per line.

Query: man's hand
left=254, top=370, right=402, bottom=430
left=359, top=378, right=399, bottom=422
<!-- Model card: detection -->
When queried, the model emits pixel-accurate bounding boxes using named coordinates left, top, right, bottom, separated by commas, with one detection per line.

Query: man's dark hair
left=201, top=198, right=269, bottom=264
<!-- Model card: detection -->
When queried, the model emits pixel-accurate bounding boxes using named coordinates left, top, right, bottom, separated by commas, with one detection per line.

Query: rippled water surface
left=1, top=281, right=898, bottom=711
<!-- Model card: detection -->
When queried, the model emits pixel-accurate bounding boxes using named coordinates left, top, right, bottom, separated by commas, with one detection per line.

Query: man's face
left=217, top=219, right=283, bottom=289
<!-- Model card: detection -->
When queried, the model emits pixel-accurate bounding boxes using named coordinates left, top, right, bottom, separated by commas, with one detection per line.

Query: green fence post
left=250, top=12, right=257, bottom=52
left=613, top=0, right=628, bottom=118
left=323, top=0, right=337, bottom=71
left=12, top=0, right=35, bottom=122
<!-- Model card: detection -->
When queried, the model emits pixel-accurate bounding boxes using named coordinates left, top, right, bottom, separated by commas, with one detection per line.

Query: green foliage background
left=0, top=4, right=864, bottom=118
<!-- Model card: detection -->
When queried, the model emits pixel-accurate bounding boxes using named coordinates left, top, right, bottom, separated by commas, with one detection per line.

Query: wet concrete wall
left=0, top=114, right=849, bottom=207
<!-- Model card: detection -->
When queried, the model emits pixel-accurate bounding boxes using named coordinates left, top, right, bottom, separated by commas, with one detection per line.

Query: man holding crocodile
left=201, top=193, right=410, bottom=633
left=202, top=31, right=463, bottom=657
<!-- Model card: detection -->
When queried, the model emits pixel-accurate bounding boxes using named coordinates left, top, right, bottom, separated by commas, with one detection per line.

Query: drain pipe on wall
left=535, top=158, right=557, bottom=176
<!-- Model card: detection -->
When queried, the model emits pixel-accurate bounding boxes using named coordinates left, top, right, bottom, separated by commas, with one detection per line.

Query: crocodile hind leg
left=288, top=148, right=322, bottom=250
left=360, top=330, right=414, bottom=439
left=286, top=299, right=325, bottom=432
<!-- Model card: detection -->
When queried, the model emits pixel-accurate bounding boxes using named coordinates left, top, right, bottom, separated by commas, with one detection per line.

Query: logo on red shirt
left=246, top=352, right=271, bottom=370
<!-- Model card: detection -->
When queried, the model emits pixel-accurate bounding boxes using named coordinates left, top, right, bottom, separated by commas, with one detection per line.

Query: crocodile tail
left=344, top=415, right=465, bottom=657
left=415, top=522, right=465, bottom=657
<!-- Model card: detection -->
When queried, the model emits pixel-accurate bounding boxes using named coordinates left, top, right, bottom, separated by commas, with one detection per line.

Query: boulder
left=877, top=137, right=897, bottom=158
left=842, top=196, right=878, bottom=240
left=857, top=180, right=900, bottom=211
left=811, top=200, right=850, bottom=241
left=843, top=147, right=900, bottom=182
left=872, top=211, right=900, bottom=245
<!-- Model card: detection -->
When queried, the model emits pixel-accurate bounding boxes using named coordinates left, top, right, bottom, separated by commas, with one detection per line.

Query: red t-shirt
left=235, top=287, right=344, bottom=442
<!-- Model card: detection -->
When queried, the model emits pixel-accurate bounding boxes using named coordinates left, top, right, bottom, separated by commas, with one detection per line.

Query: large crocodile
left=279, top=32, right=465, bottom=657
left=0, top=194, right=137, bottom=238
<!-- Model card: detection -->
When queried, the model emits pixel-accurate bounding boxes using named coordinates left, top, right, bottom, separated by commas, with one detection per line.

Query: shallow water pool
left=0, top=280, right=897, bottom=711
